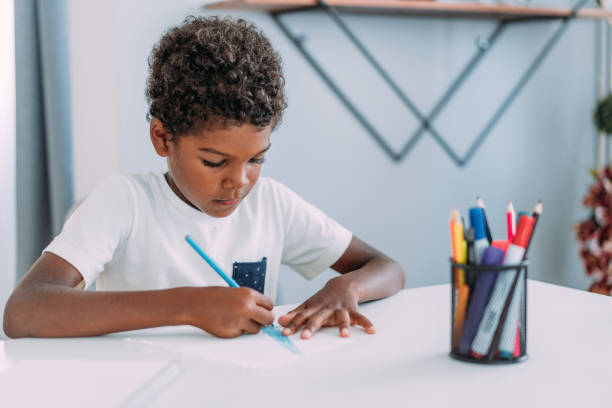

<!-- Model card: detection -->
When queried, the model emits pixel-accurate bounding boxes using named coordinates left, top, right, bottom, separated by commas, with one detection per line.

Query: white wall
left=68, top=0, right=597, bottom=304
left=67, top=0, right=119, bottom=200
left=0, top=0, right=16, bottom=338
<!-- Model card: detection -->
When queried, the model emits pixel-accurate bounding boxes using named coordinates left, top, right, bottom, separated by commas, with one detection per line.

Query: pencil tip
left=535, top=201, right=543, bottom=214
left=450, top=208, right=461, bottom=222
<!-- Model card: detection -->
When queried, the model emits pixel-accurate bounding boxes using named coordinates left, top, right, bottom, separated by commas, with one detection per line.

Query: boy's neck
left=164, top=172, right=200, bottom=212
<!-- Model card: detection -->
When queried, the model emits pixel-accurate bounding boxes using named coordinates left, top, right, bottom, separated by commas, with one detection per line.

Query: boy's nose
left=223, top=164, right=249, bottom=189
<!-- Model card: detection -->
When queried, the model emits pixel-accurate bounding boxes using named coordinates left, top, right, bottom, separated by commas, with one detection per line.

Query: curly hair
left=146, top=16, right=286, bottom=136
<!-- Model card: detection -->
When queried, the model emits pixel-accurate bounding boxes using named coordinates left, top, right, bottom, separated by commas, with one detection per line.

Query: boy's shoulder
left=94, top=172, right=162, bottom=195
left=82, top=172, right=164, bottom=210
left=244, top=177, right=317, bottom=221
left=113, top=172, right=161, bottom=188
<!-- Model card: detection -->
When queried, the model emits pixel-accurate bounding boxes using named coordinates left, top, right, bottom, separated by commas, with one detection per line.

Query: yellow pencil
left=450, top=209, right=469, bottom=348
left=450, top=209, right=466, bottom=286
left=457, top=240, right=467, bottom=286
left=449, top=208, right=460, bottom=262
left=453, top=284, right=470, bottom=349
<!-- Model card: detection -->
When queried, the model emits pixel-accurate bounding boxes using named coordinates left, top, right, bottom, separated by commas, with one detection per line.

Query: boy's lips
left=213, top=198, right=241, bottom=206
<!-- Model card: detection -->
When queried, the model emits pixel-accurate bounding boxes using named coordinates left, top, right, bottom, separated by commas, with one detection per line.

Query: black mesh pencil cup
left=449, top=257, right=528, bottom=364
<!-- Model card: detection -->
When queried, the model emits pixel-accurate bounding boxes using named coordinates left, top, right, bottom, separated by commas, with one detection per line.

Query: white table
left=1, top=280, right=611, bottom=408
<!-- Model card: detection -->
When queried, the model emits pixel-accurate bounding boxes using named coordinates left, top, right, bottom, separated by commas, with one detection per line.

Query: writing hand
left=185, top=286, right=275, bottom=338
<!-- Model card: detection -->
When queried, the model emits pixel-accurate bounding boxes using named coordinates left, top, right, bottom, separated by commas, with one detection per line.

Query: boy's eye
left=201, top=158, right=226, bottom=168
left=249, top=157, right=266, bottom=164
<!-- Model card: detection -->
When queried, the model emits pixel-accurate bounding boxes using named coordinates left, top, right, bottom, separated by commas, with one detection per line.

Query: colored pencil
left=450, top=208, right=460, bottom=263
left=450, top=209, right=466, bottom=285
left=185, top=235, right=239, bottom=287
left=522, top=200, right=542, bottom=260
left=452, top=284, right=470, bottom=349
left=476, top=197, right=493, bottom=243
left=507, top=201, right=516, bottom=242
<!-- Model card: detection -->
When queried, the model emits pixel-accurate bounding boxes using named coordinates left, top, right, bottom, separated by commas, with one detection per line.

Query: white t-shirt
left=44, top=173, right=352, bottom=301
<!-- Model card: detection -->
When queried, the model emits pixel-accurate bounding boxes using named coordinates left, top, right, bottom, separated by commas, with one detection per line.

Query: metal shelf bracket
left=271, top=0, right=589, bottom=166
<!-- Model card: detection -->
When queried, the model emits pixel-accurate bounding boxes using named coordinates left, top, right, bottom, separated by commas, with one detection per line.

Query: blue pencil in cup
left=184, top=235, right=300, bottom=354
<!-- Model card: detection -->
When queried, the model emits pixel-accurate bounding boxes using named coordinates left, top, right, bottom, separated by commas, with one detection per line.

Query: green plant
left=594, top=94, right=612, bottom=134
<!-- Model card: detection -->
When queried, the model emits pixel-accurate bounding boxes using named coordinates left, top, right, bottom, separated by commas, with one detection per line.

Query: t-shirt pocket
left=232, top=257, right=267, bottom=294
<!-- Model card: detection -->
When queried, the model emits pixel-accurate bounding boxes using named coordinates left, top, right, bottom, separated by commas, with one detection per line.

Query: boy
left=3, top=16, right=404, bottom=339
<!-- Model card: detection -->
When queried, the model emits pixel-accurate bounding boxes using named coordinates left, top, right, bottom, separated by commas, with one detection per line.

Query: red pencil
left=507, top=201, right=516, bottom=242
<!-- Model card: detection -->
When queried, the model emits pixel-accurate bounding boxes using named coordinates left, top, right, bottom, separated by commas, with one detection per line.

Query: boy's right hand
left=184, top=286, right=274, bottom=338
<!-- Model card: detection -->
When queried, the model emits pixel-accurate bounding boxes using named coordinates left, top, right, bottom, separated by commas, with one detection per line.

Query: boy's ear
left=150, top=118, right=172, bottom=157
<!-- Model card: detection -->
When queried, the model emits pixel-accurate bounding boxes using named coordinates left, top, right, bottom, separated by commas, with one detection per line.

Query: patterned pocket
left=232, top=257, right=267, bottom=294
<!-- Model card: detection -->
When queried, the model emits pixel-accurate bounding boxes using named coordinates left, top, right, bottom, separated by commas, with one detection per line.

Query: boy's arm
left=3, top=252, right=274, bottom=338
left=278, top=236, right=404, bottom=339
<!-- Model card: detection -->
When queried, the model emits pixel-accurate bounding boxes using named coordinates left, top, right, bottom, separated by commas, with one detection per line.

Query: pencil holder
left=449, top=258, right=528, bottom=364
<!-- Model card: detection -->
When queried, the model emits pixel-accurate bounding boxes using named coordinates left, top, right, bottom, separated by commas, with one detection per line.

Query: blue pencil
left=184, top=235, right=300, bottom=354
left=185, top=235, right=239, bottom=288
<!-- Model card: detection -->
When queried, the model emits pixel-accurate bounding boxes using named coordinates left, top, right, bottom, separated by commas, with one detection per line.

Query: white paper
left=120, top=325, right=353, bottom=370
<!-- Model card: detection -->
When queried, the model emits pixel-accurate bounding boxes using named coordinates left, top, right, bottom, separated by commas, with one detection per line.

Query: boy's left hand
left=277, top=275, right=375, bottom=339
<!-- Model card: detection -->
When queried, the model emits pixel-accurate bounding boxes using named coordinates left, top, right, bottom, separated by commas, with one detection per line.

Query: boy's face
left=151, top=119, right=272, bottom=218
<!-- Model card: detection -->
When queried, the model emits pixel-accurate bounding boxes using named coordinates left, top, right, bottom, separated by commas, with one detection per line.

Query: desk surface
left=1, top=280, right=611, bottom=408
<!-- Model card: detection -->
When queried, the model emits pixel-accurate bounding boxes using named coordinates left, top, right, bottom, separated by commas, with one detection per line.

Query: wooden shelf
left=204, top=0, right=612, bottom=19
